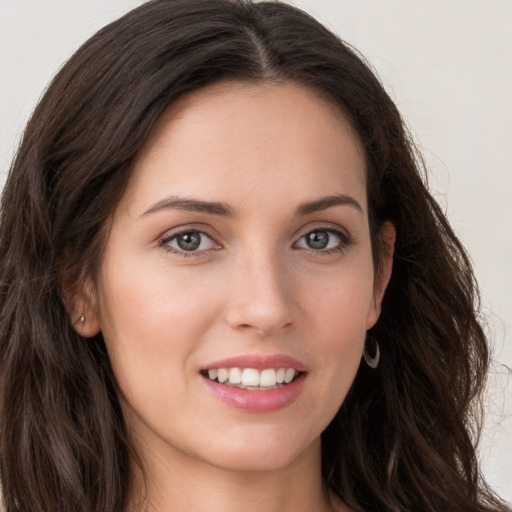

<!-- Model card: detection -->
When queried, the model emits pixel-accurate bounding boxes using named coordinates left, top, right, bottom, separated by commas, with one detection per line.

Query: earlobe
left=62, top=274, right=102, bottom=338
left=72, top=307, right=101, bottom=338
left=366, top=221, right=396, bottom=329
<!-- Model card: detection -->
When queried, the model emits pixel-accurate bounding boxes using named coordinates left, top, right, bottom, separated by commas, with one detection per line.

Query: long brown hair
left=0, top=1, right=509, bottom=511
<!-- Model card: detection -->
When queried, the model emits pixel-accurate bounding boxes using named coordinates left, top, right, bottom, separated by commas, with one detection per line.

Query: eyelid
left=156, top=222, right=353, bottom=256
left=158, top=225, right=222, bottom=255
left=294, top=223, right=353, bottom=252
left=295, top=222, right=351, bottom=240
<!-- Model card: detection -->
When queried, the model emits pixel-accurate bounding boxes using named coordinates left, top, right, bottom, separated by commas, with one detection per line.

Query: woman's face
left=80, top=81, right=393, bottom=474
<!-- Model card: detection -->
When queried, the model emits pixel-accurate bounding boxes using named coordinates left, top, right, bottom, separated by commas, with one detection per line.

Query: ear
left=61, top=273, right=102, bottom=338
left=366, top=221, right=396, bottom=329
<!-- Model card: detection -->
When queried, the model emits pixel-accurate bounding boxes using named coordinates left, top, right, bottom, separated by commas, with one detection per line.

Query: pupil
left=177, top=232, right=201, bottom=251
left=307, top=231, right=328, bottom=249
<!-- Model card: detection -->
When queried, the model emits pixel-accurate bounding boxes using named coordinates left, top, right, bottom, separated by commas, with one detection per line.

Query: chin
left=193, top=427, right=320, bottom=473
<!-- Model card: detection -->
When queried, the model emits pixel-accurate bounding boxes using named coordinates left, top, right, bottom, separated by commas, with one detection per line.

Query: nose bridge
left=226, top=240, right=293, bottom=335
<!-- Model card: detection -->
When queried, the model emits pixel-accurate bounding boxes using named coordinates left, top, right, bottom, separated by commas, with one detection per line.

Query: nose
left=225, top=248, right=294, bottom=336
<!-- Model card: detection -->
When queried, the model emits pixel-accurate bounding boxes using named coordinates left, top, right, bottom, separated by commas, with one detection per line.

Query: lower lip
left=201, top=373, right=307, bottom=413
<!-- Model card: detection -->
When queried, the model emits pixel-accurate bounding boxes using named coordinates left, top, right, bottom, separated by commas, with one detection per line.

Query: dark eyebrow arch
left=141, top=196, right=234, bottom=217
left=296, top=194, right=363, bottom=216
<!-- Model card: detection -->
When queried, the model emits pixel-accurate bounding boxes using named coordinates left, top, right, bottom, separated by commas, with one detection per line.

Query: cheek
left=315, top=294, right=368, bottom=374
left=95, top=255, right=222, bottom=394
left=98, top=252, right=220, bottom=332
left=306, top=258, right=375, bottom=332
left=300, top=258, right=375, bottom=378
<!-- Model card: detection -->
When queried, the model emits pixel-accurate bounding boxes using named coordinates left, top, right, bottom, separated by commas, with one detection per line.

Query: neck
left=126, top=437, right=346, bottom=512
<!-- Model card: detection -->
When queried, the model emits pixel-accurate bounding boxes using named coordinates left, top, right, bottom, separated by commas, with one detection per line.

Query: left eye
left=295, top=229, right=345, bottom=251
left=163, top=230, right=218, bottom=253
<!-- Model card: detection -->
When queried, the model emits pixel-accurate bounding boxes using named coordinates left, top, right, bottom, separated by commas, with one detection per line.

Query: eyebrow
left=141, top=193, right=362, bottom=218
left=296, top=194, right=363, bottom=215
left=142, top=196, right=234, bottom=217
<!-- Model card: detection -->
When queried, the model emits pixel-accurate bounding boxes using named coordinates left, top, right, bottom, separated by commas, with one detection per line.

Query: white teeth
left=228, top=367, right=242, bottom=384
left=205, top=367, right=299, bottom=388
left=260, top=368, right=277, bottom=387
left=284, top=368, right=296, bottom=384
left=241, top=368, right=260, bottom=387
left=217, top=368, right=229, bottom=383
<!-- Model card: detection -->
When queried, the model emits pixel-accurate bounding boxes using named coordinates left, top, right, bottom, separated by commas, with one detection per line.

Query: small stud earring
left=78, top=314, right=86, bottom=324
left=363, top=336, right=380, bottom=369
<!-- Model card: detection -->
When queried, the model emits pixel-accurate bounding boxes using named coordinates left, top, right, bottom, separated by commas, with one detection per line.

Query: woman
left=0, top=1, right=509, bottom=511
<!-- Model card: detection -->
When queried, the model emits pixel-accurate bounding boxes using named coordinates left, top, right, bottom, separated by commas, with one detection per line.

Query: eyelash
left=158, top=226, right=354, bottom=257
left=159, top=228, right=219, bottom=257
left=295, top=226, right=354, bottom=255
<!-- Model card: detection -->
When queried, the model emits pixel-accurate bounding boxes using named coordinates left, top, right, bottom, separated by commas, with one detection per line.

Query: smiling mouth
left=200, top=367, right=302, bottom=390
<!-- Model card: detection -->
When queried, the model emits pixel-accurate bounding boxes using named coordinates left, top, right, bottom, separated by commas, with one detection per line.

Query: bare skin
left=74, top=80, right=394, bottom=512
left=127, top=437, right=351, bottom=512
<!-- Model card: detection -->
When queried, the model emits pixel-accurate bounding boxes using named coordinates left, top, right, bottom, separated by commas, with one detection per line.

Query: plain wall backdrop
left=1, top=0, right=511, bottom=503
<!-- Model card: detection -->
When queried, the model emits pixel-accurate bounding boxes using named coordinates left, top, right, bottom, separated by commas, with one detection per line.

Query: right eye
left=160, top=229, right=220, bottom=255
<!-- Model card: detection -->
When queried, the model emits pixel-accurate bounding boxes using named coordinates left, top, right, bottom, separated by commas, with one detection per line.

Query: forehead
left=125, top=80, right=367, bottom=213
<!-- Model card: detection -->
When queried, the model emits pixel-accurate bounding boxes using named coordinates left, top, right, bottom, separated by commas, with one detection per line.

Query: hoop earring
left=363, top=336, right=380, bottom=369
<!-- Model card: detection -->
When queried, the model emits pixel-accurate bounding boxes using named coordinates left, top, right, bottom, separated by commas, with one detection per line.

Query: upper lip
left=202, top=354, right=308, bottom=372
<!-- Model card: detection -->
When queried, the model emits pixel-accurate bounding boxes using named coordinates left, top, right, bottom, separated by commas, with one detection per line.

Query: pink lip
left=201, top=372, right=307, bottom=413
left=201, top=354, right=308, bottom=372
left=200, top=354, right=308, bottom=413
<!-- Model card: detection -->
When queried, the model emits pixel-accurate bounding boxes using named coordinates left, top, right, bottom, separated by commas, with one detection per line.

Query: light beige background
left=1, top=0, right=510, bottom=503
